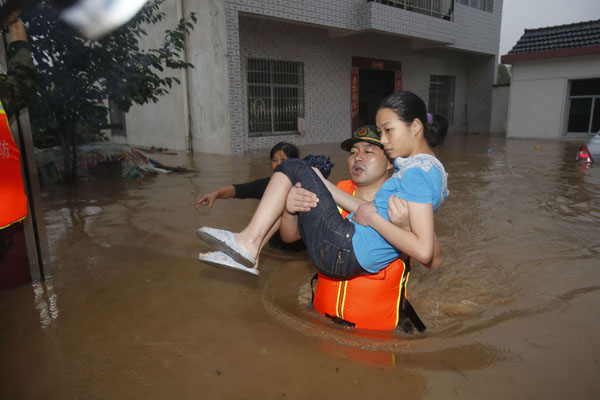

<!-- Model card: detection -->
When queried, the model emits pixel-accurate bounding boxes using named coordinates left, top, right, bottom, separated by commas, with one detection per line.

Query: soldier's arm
left=0, top=18, right=36, bottom=118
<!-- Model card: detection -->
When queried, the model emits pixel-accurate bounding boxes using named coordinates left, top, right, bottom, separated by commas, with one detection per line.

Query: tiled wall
left=366, top=2, right=457, bottom=45
left=225, top=0, right=501, bottom=153
left=452, top=1, right=503, bottom=54
left=238, top=17, right=351, bottom=151
left=227, top=0, right=502, bottom=54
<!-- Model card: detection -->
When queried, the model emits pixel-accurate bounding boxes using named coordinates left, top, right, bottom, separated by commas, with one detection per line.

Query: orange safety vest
left=0, top=101, right=27, bottom=230
left=313, top=180, right=414, bottom=331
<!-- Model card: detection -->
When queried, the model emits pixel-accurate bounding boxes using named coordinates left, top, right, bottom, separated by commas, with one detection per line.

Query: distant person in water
left=196, top=91, right=449, bottom=278
left=195, top=142, right=305, bottom=252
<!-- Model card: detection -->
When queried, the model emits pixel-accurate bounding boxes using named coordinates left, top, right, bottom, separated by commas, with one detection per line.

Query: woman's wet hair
left=377, top=91, right=448, bottom=147
left=270, top=142, right=299, bottom=159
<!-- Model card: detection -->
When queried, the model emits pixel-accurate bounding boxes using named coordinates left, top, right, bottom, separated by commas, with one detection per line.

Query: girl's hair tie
left=427, top=113, right=433, bottom=125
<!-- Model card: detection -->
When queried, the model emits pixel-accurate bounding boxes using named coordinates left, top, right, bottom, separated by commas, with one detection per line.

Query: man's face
left=347, top=141, right=392, bottom=187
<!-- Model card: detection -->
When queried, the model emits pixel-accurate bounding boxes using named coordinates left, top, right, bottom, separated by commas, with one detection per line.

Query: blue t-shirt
left=350, top=154, right=448, bottom=273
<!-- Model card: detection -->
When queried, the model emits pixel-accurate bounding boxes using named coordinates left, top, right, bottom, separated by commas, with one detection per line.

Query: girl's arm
left=425, top=235, right=443, bottom=270
left=387, top=195, right=442, bottom=269
left=312, top=167, right=368, bottom=213
left=354, top=201, right=435, bottom=265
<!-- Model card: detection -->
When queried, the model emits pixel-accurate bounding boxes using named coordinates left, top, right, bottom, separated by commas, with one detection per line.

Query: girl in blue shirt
left=197, top=91, right=448, bottom=277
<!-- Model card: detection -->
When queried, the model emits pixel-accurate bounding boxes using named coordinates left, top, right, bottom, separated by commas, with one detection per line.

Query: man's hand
left=286, top=182, right=318, bottom=214
left=352, top=202, right=378, bottom=226
left=388, top=195, right=410, bottom=230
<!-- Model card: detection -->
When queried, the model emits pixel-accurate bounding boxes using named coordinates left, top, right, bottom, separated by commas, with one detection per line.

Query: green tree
left=496, top=63, right=511, bottom=85
left=22, top=0, right=196, bottom=182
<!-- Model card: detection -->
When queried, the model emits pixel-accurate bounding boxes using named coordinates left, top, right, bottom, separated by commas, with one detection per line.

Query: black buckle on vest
left=324, top=313, right=356, bottom=328
left=398, top=260, right=427, bottom=334
left=398, top=298, right=427, bottom=333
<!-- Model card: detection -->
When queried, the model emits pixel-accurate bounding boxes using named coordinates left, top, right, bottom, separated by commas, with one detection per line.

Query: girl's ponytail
left=424, top=113, right=448, bottom=148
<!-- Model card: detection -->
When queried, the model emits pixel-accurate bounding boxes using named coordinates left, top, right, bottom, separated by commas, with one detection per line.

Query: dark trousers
left=275, top=159, right=369, bottom=279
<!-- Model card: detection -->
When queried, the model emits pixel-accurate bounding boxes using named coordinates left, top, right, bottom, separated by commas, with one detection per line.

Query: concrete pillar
left=184, top=0, right=232, bottom=155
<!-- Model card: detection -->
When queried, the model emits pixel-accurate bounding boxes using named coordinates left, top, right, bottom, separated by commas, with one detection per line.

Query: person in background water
left=195, top=142, right=305, bottom=252
left=0, top=12, right=37, bottom=260
left=196, top=91, right=448, bottom=281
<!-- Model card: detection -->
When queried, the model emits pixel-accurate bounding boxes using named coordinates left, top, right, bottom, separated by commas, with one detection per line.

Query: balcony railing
left=368, top=0, right=454, bottom=21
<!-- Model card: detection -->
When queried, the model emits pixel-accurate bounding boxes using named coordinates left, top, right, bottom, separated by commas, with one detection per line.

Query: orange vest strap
left=336, top=180, right=355, bottom=218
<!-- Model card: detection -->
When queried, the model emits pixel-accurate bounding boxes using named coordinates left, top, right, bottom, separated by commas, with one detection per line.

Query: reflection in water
left=32, top=282, right=59, bottom=328
left=316, top=340, right=502, bottom=372
left=1, top=137, right=599, bottom=399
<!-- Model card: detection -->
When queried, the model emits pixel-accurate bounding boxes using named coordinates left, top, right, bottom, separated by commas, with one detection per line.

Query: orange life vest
left=313, top=180, right=414, bottom=331
left=0, top=101, right=27, bottom=230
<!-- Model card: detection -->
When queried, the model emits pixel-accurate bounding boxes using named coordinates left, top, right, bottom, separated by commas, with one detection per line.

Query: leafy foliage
left=22, top=0, right=196, bottom=181
left=496, top=64, right=511, bottom=85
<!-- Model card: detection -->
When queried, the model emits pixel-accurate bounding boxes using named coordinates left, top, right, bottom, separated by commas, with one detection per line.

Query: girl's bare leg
left=258, top=218, right=282, bottom=253
left=228, top=172, right=292, bottom=261
left=239, top=218, right=280, bottom=268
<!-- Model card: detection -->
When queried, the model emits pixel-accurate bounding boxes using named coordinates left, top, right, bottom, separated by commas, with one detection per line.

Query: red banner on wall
left=351, top=67, right=359, bottom=129
left=395, top=70, right=402, bottom=92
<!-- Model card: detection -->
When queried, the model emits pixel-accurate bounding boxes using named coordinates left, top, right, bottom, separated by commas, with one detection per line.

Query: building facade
left=502, top=19, right=600, bottom=139
left=119, top=0, right=503, bottom=155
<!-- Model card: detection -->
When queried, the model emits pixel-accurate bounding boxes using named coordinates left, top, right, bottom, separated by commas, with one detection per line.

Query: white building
left=502, top=19, right=600, bottom=139
left=117, top=0, right=503, bottom=155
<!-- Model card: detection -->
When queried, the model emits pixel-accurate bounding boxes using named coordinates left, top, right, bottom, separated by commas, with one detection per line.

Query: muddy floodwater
left=1, top=136, right=599, bottom=399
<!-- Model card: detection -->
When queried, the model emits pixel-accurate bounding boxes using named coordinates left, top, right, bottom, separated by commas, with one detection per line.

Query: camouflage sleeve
left=0, top=40, right=37, bottom=119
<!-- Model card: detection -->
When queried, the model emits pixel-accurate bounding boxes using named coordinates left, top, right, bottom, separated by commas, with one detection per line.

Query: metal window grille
left=247, top=59, right=304, bottom=137
left=368, top=0, right=455, bottom=21
left=457, top=0, right=493, bottom=13
left=428, top=75, right=455, bottom=125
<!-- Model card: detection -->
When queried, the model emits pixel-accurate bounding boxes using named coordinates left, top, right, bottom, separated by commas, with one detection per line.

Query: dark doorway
left=567, top=78, right=600, bottom=135
left=358, top=69, right=395, bottom=127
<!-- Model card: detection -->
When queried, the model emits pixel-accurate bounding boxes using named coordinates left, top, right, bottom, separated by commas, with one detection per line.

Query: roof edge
left=501, top=45, right=600, bottom=64
left=522, top=18, right=600, bottom=33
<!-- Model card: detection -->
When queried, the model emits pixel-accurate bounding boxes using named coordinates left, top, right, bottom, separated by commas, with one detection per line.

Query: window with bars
left=457, top=0, right=493, bottom=13
left=428, top=75, right=455, bottom=125
left=247, top=59, right=304, bottom=136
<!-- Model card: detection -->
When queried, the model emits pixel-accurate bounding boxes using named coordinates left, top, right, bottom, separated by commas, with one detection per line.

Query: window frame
left=428, top=74, right=456, bottom=126
left=566, top=78, right=600, bottom=135
left=247, top=58, right=305, bottom=137
left=458, top=0, right=493, bottom=13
